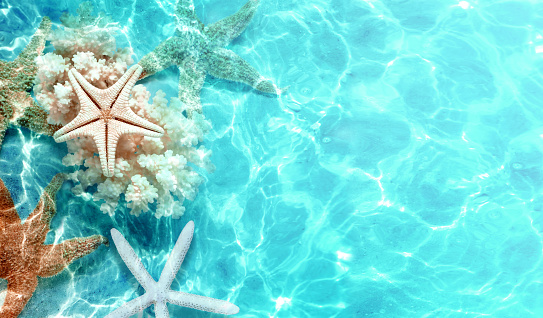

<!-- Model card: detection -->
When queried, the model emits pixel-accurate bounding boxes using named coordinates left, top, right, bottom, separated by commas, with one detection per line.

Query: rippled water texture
left=2, top=0, right=543, bottom=317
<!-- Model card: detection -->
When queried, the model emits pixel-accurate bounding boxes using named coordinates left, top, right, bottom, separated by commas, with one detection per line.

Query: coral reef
left=0, top=174, right=108, bottom=318
left=138, top=0, right=288, bottom=116
left=0, top=2, right=246, bottom=316
left=106, top=221, right=239, bottom=317
left=53, top=64, right=164, bottom=177
left=0, top=16, right=62, bottom=151
left=34, top=3, right=215, bottom=218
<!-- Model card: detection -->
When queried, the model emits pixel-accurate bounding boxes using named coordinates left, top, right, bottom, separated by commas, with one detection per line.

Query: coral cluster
left=33, top=6, right=214, bottom=218
left=0, top=174, right=108, bottom=318
left=0, top=0, right=286, bottom=314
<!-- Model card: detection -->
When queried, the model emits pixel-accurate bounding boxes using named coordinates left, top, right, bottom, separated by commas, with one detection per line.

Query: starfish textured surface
left=53, top=64, right=165, bottom=177
left=0, top=173, right=108, bottom=318
left=106, top=221, right=239, bottom=317
left=0, top=16, right=61, bottom=149
left=138, top=0, right=287, bottom=116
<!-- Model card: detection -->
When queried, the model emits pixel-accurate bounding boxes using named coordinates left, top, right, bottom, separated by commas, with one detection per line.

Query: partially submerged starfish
left=53, top=64, right=165, bottom=177
left=106, top=221, right=239, bottom=317
left=0, top=173, right=108, bottom=318
left=0, top=17, right=62, bottom=150
left=138, top=0, right=287, bottom=116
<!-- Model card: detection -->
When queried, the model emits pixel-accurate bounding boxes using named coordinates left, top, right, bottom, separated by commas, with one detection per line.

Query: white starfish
left=106, top=221, right=239, bottom=317
left=53, top=64, right=164, bottom=177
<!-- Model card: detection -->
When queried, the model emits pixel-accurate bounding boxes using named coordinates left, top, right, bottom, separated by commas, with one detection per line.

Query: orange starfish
left=0, top=174, right=108, bottom=318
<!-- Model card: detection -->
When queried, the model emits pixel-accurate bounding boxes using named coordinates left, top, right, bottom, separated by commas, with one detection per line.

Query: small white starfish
left=53, top=64, right=164, bottom=177
left=106, top=221, right=239, bottom=317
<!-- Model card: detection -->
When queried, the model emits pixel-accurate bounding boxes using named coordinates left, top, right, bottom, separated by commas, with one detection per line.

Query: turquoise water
left=2, top=0, right=543, bottom=317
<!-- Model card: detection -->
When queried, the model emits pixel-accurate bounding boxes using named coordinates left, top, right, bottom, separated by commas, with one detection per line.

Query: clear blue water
left=1, top=0, right=543, bottom=317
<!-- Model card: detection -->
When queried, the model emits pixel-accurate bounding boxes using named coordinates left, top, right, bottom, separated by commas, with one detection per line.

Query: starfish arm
left=109, top=64, right=164, bottom=133
left=0, top=276, right=38, bottom=318
left=55, top=119, right=112, bottom=177
left=109, top=64, right=164, bottom=136
left=54, top=119, right=105, bottom=143
left=105, top=119, right=163, bottom=176
left=105, top=294, right=154, bottom=318
left=111, top=107, right=165, bottom=136
left=167, top=290, right=240, bottom=315
left=16, top=99, right=62, bottom=136
left=138, top=37, right=180, bottom=79
left=155, top=300, right=169, bottom=318
left=206, top=0, right=260, bottom=48
left=0, top=175, right=20, bottom=231
left=110, top=65, right=143, bottom=110
left=37, top=235, right=108, bottom=277
left=103, top=64, right=142, bottom=108
left=68, top=66, right=141, bottom=112
left=110, top=229, right=156, bottom=291
left=207, top=48, right=287, bottom=95
left=22, top=173, right=66, bottom=245
left=67, top=68, right=107, bottom=106
left=53, top=69, right=102, bottom=140
left=158, top=221, right=194, bottom=289
left=175, top=0, right=203, bottom=31
left=0, top=116, right=8, bottom=152
left=13, top=16, right=51, bottom=71
left=8, top=91, right=38, bottom=124
left=178, top=62, right=206, bottom=116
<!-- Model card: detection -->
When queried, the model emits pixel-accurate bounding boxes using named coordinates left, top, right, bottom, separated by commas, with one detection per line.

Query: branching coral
left=34, top=3, right=215, bottom=218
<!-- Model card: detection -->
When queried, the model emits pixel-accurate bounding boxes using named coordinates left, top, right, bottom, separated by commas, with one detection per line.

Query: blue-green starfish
left=0, top=17, right=61, bottom=150
left=138, top=0, right=287, bottom=116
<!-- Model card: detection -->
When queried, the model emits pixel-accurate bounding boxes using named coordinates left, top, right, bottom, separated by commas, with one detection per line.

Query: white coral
left=93, top=178, right=124, bottom=216
left=125, top=175, right=158, bottom=216
left=62, top=89, right=214, bottom=218
left=50, top=25, right=118, bottom=59
left=34, top=24, right=133, bottom=125
left=35, top=53, right=69, bottom=86
left=34, top=19, right=214, bottom=218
